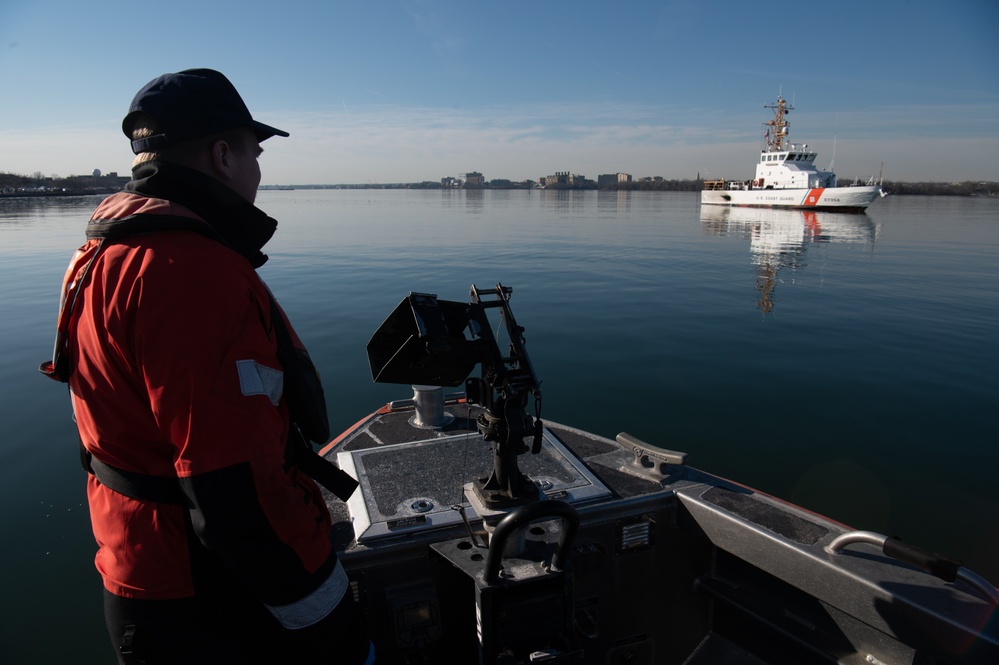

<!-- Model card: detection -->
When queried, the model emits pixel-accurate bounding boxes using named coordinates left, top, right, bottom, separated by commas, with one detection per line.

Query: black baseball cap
left=122, top=68, right=289, bottom=154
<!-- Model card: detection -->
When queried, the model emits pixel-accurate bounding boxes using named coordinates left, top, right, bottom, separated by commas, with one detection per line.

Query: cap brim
left=251, top=120, right=289, bottom=142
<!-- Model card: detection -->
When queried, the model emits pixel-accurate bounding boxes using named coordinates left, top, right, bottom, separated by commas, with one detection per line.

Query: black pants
left=104, top=588, right=296, bottom=665
left=104, top=589, right=371, bottom=665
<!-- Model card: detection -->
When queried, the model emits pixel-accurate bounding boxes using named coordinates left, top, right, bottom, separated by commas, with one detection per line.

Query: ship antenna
left=828, top=109, right=839, bottom=171
left=764, top=91, right=792, bottom=152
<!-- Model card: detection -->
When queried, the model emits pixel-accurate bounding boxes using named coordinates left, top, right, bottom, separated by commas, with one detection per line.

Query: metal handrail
left=827, top=530, right=999, bottom=605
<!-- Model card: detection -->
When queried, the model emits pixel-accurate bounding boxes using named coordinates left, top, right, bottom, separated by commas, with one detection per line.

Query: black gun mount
left=366, top=284, right=543, bottom=509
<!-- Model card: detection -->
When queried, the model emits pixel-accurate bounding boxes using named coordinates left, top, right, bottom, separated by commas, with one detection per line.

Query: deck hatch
left=338, top=426, right=612, bottom=543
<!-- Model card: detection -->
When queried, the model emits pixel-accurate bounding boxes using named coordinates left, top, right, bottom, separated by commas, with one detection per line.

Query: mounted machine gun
left=366, top=283, right=544, bottom=510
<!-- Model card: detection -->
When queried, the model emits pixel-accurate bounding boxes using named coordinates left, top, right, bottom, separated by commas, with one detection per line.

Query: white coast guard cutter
left=702, top=95, right=883, bottom=211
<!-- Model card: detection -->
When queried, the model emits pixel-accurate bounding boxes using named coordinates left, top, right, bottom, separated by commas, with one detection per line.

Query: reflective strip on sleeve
left=236, top=359, right=283, bottom=406
left=265, top=559, right=350, bottom=630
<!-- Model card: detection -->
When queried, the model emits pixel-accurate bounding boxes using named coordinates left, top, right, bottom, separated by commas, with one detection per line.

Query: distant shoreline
left=0, top=190, right=118, bottom=199
left=3, top=180, right=997, bottom=198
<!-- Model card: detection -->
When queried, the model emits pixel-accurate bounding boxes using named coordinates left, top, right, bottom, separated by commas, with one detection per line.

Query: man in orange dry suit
left=40, top=69, right=373, bottom=664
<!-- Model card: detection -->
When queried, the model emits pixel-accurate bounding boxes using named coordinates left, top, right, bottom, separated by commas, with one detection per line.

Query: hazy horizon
left=2, top=1, right=996, bottom=185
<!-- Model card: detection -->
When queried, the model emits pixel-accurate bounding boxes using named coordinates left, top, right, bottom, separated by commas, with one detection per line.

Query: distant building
left=598, top=173, right=632, bottom=188
left=464, top=171, right=485, bottom=187
left=441, top=176, right=461, bottom=188
left=540, top=171, right=593, bottom=189
left=61, top=171, right=130, bottom=192
left=543, top=171, right=570, bottom=187
left=541, top=172, right=571, bottom=187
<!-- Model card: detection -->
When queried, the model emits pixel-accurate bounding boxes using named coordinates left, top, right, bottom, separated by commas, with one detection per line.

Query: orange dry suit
left=40, top=161, right=367, bottom=663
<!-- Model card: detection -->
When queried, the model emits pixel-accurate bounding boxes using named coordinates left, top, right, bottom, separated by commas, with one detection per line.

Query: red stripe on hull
left=802, top=188, right=825, bottom=206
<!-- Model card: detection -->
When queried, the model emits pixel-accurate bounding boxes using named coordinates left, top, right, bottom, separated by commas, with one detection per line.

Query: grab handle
left=826, top=530, right=998, bottom=604
left=485, top=500, right=579, bottom=585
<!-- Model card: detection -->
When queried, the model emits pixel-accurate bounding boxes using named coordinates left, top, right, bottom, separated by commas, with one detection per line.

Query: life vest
left=40, top=205, right=358, bottom=503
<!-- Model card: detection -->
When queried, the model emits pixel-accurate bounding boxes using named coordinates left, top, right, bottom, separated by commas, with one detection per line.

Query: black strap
left=286, top=425, right=358, bottom=502
left=82, top=444, right=186, bottom=505
left=269, top=298, right=330, bottom=444
left=82, top=434, right=356, bottom=504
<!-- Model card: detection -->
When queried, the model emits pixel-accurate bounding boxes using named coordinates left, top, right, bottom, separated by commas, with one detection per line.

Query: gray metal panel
left=677, top=485, right=999, bottom=664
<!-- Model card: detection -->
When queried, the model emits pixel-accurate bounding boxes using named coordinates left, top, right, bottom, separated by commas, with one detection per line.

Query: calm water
left=2, top=190, right=997, bottom=662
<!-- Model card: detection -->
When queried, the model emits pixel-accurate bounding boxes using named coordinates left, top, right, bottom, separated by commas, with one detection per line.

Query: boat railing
left=703, top=179, right=754, bottom=192
left=842, top=175, right=882, bottom=188
left=827, top=530, right=999, bottom=604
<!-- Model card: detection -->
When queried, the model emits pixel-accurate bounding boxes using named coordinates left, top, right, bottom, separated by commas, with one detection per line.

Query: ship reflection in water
left=700, top=205, right=879, bottom=313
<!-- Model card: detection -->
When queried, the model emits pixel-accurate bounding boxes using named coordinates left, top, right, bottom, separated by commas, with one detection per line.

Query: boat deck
left=319, top=399, right=998, bottom=664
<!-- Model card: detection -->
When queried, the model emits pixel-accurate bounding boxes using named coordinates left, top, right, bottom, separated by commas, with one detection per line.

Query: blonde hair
left=129, top=114, right=253, bottom=168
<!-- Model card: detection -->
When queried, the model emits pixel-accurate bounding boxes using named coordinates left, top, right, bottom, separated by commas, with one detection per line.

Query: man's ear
left=210, top=139, right=234, bottom=181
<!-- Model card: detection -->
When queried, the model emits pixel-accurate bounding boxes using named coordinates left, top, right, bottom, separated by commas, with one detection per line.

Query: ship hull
left=701, top=185, right=881, bottom=211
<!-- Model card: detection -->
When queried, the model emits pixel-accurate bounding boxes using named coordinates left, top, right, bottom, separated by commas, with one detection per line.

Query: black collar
left=124, top=161, right=277, bottom=268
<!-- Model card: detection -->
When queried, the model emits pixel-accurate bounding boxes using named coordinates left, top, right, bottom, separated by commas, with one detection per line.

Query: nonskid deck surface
left=335, top=415, right=612, bottom=543
left=321, top=404, right=663, bottom=549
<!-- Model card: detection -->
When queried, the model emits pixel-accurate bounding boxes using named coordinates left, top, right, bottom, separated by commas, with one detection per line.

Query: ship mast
left=764, top=94, right=792, bottom=152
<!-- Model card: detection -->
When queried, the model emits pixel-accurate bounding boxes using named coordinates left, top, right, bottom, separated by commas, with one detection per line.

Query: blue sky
left=2, top=0, right=997, bottom=184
